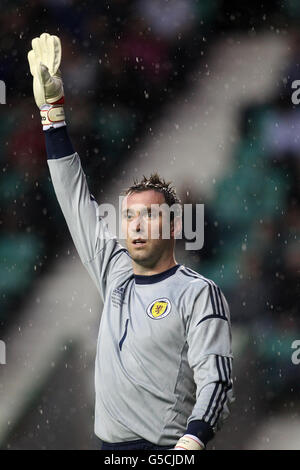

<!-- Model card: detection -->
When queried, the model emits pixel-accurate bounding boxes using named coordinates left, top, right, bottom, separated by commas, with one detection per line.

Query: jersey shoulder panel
left=177, top=265, right=230, bottom=323
left=177, top=265, right=213, bottom=291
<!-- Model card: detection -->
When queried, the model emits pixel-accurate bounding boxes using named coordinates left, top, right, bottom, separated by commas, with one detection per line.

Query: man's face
left=121, top=190, right=174, bottom=268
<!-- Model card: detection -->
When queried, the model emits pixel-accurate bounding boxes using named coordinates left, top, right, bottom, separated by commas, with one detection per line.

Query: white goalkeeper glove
left=174, top=434, right=205, bottom=450
left=28, top=32, right=65, bottom=129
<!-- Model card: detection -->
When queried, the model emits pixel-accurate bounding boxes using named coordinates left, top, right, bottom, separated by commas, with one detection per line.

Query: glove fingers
left=45, top=34, right=55, bottom=75
left=39, top=33, right=61, bottom=76
left=30, top=34, right=62, bottom=76
left=40, top=32, right=51, bottom=44
left=41, top=33, right=54, bottom=71
left=52, top=35, right=62, bottom=75
left=31, top=37, right=43, bottom=63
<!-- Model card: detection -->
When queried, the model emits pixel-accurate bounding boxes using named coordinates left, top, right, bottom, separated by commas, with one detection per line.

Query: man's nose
left=134, top=219, right=141, bottom=232
left=131, top=215, right=143, bottom=233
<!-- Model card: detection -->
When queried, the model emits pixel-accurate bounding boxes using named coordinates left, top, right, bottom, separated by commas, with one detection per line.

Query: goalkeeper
left=28, top=33, right=234, bottom=451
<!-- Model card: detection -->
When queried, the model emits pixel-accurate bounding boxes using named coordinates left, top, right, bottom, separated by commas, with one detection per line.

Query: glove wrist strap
left=40, top=104, right=65, bottom=127
left=174, top=434, right=205, bottom=450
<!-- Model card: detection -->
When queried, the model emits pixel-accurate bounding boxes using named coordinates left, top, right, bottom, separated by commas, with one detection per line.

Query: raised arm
left=28, top=33, right=132, bottom=299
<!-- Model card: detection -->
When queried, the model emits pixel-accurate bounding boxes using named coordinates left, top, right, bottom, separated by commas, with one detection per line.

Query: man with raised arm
left=28, top=33, right=234, bottom=451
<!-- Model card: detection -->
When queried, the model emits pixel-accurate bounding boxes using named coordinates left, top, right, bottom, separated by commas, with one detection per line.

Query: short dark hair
left=124, top=173, right=182, bottom=210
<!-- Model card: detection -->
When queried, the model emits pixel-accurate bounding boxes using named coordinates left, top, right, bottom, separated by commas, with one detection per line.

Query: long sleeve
left=185, top=281, right=235, bottom=445
left=45, top=126, right=132, bottom=300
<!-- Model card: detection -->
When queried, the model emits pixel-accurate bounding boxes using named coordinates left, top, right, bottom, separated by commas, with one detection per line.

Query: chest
left=106, top=281, right=186, bottom=353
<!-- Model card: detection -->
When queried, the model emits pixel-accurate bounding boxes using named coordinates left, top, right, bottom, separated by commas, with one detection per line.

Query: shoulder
left=177, top=265, right=220, bottom=294
left=177, top=265, right=230, bottom=319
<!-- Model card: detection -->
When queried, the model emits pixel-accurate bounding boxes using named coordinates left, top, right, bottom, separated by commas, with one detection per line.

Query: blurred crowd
left=181, top=32, right=300, bottom=405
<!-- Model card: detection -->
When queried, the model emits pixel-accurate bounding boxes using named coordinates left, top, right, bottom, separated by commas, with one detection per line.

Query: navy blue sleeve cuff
left=44, top=126, right=75, bottom=159
left=186, top=420, right=214, bottom=446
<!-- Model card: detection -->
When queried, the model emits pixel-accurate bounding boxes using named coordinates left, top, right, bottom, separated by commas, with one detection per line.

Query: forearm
left=44, top=125, right=74, bottom=160
left=180, top=282, right=234, bottom=449
left=187, top=355, right=233, bottom=443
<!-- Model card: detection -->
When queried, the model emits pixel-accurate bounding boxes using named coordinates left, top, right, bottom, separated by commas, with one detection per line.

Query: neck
left=132, top=254, right=177, bottom=276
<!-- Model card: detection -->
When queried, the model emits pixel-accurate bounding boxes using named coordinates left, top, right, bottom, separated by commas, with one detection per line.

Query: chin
left=129, top=249, right=152, bottom=265
left=130, top=252, right=149, bottom=263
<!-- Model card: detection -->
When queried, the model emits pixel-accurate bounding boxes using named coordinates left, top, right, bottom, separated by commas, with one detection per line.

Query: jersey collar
left=134, top=264, right=181, bottom=285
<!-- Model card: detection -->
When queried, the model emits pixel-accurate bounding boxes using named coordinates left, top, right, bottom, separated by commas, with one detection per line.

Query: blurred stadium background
left=0, top=0, right=299, bottom=450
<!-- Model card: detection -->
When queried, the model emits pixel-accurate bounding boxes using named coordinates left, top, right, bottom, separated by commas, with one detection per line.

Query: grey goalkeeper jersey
left=48, top=151, right=234, bottom=447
